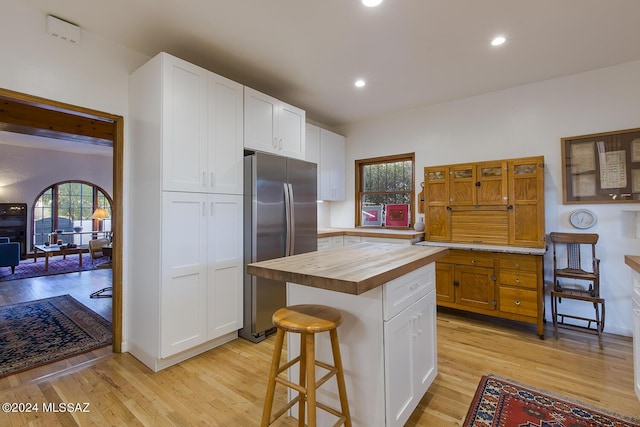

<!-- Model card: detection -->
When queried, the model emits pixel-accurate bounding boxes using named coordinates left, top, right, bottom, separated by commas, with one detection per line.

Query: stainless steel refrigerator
left=240, top=152, right=317, bottom=343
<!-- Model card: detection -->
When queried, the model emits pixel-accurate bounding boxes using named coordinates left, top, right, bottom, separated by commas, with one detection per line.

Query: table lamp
left=92, top=208, right=109, bottom=231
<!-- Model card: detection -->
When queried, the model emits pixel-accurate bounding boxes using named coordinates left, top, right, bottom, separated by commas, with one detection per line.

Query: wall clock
left=569, top=209, right=597, bottom=229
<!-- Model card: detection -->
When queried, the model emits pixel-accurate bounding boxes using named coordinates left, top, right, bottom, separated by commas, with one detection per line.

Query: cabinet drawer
left=440, top=251, right=494, bottom=268
left=498, top=255, right=538, bottom=272
left=499, top=270, right=537, bottom=289
left=383, top=264, right=435, bottom=321
left=499, top=287, right=537, bottom=317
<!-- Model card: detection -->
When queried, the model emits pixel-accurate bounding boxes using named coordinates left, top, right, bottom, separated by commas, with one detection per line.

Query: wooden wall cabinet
left=424, top=156, right=544, bottom=248
left=437, top=249, right=544, bottom=337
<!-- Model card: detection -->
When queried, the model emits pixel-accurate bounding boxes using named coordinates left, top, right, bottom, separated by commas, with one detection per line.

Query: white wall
left=0, top=0, right=150, bottom=350
left=0, top=138, right=113, bottom=237
left=335, top=60, right=640, bottom=337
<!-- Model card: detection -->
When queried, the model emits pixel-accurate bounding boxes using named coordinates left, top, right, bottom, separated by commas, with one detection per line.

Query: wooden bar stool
left=261, top=304, right=352, bottom=427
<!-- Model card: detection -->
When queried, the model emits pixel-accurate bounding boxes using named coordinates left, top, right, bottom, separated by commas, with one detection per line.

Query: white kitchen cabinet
left=286, top=263, right=437, bottom=426
left=632, top=268, right=640, bottom=401
left=244, top=86, right=305, bottom=159
left=129, top=52, right=243, bottom=371
left=161, top=192, right=243, bottom=357
left=384, top=292, right=436, bottom=426
left=319, top=128, right=346, bottom=201
left=158, top=53, right=244, bottom=194
left=305, top=123, right=321, bottom=195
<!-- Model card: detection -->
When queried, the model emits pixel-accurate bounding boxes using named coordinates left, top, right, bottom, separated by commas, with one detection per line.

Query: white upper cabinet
left=319, top=128, right=346, bottom=201
left=244, top=86, right=305, bottom=159
left=161, top=53, right=243, bottom=194
left=207, top=74, right=244, bottom=194
left=305, top=123, right=321, bottom=195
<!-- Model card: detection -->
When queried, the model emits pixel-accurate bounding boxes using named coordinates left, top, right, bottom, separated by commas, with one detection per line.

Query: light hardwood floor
left=1, top=272, right=638, bottom=426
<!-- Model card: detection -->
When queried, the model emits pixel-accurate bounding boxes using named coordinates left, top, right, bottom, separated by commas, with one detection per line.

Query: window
left=355, top=153, right=415, bottom=228
left=32, top=181, right=112, bottom=248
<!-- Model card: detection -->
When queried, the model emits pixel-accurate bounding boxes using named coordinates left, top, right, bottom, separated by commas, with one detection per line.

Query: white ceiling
left=15, top=0, right=640, bottom=128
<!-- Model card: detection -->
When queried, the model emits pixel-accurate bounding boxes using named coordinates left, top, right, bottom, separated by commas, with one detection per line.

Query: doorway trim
left=0, top=87, right=123, bottom=352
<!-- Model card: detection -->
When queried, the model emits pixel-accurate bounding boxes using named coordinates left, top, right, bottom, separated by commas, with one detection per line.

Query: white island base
left=286, top=263, right=437, bottom=427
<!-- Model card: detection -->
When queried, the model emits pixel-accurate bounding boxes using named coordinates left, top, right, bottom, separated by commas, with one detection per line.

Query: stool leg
left=298, top=332, right=307, bottom=427
left=261, top=328, right=285, bottom=427
left=305, top=333, right=317, bottom=427
left=330, top=329, right=352, bottom=427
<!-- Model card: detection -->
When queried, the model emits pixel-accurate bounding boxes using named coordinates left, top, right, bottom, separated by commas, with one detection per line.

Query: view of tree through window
left=32, top=181, right=112, bottom=248
left=355, top=153, right=415, bottom=227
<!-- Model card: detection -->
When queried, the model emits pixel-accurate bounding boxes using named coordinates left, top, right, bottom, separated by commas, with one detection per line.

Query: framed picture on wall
left=562, top=127, right=640, bottom=204
left=385, top=204, right=409, bottom=227
left=361, top=205, right=383, bottom=226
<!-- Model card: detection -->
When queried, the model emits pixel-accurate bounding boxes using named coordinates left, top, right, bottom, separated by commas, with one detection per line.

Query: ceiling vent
left=47, top=15, right=81, bottom=45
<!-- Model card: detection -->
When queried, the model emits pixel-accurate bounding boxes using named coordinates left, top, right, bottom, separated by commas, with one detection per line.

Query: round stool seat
left=273, top=304, right=343, bottom=334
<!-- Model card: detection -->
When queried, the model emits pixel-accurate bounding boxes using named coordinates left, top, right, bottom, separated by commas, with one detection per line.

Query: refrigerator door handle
left=284, top=182, right=292, bottom=256
left=288, top=183, right=295, bottom=255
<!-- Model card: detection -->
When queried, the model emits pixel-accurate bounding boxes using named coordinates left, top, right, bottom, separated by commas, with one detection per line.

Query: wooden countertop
left=318, top=227, right=425, bottom=240
left=247, top=243, right=448, bottom=295
left=417, top=240, right=547, bottom=255
left=625, top=255, right=640, bottom=273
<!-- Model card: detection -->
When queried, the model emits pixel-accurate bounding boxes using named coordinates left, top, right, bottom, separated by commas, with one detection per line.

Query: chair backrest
left=550, top=232, right=600, bottom=296
left=89, top=238, right=109, bottom=254
left=0, top=237, right=9, bottom=244
left=550, top=232, right=598, bottom=271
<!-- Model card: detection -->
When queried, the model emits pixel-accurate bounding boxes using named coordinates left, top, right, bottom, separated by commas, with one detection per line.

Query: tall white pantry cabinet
left=129, top=52, right=244, bottom=371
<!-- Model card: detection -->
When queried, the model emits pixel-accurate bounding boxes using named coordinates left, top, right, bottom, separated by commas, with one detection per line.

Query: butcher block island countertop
left=247, top=242, right=448, bottom=295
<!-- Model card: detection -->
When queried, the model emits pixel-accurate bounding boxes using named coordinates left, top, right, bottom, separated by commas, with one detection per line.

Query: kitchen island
left=248, top=243, right=448, bottom=426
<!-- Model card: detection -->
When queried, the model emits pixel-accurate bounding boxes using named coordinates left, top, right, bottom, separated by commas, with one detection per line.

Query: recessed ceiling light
left=362, top=0, right=383, bottom=7
left=355, top=79, right=366, bottom=88
left=491, top=36, right=506, bottom=46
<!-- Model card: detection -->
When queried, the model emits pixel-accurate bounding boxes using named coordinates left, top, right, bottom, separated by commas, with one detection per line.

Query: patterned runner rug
left=0, top=253, right=108, bottom=282
left=0, top=295, right=111, bottom=377
left=464, top=375, right=640, bottom=427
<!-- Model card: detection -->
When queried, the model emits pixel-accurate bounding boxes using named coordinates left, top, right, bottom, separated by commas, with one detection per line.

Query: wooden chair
left=261, top=304, right=352, bottom=427
left=89, top=238, right=110, bottom=265
left=549, top=232, right=605, bottom=348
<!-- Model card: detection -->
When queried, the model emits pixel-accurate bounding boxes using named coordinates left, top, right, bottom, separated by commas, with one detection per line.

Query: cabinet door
left=454, top=265, right=496, bottom=310
left=424, top=166, right=451, bottom=241
left=508, top=157, right=545, bottom=247
left=413, top=291, right=437, bottom=408
left=279, top=101, right=305, bottom=159
left=305, top=124, right=321, bottom=196
left=634, top=295, right=640, bottom=401
left=208, top=74, right=244, bottom=195
left=162, top=55, right=208, bottom=192
left=477, top=161, right=508, bottom=205
left=319, top=129, right=346, bottom=201
left=244, top=87, right=278, bottom=153
left=207, top=194, right=243, bottom=339
left=161, top=192, right=208, bottom=357
left=449, top=164, right=476, bottom=206
left=435, top=262, right=455, bottom=304
left=384, top=292, right=436, bottom=427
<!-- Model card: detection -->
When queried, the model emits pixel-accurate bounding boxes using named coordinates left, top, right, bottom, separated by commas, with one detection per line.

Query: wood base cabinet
left=436, top=249, right=544, bottom=337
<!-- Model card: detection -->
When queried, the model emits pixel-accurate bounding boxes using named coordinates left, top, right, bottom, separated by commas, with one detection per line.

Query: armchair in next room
left=0, top=237, right=20, bottom=274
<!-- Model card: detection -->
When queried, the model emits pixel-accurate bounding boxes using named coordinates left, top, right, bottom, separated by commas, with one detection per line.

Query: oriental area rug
left=0, top=295, right=111, bottom=377
left=464, top=375, right=640, bottom=427
left=0, top=253, right=106, bottom=282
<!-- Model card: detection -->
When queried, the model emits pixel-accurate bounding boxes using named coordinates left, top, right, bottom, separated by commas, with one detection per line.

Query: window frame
left=32, top=180, right=113, bottom=250
left=354, top=153, right=415, bottom=228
